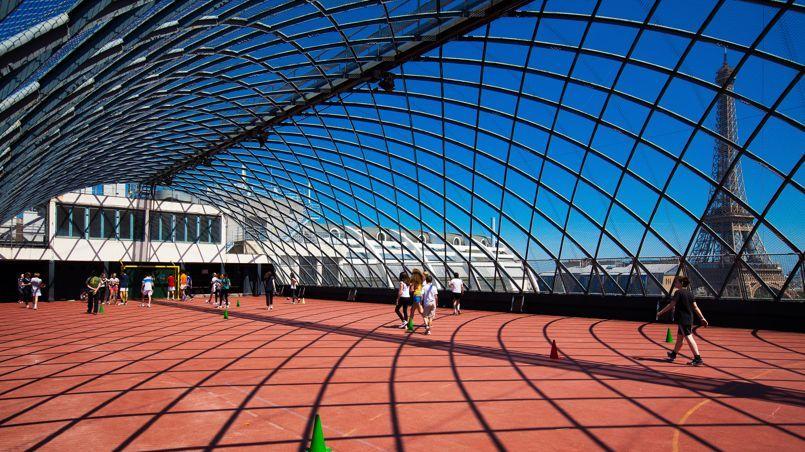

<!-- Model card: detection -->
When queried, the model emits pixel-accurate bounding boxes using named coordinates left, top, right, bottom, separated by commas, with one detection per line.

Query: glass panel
left=119, top=210, right=132, bottom=240
left=133, top=211, right=146, bottom=241
left=160, top=214, right=172, bottom=241
left=210, top=217, right=221, bottom=243
left=56, top=204, right=70, bottom=237
left=103, top=209, right=116, bottom=239
left=71, top=206, right=86, bottom=238
left=187, top=215, right=199, bottom=242
left=88, top=208, right=102, bottom=238
left=175, top=214, right=187, bottom=242
left=149, top=212, right=161, bottom=241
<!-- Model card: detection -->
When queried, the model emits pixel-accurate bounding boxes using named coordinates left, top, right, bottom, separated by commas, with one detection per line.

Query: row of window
left=55, top=204, right=221, bottom=243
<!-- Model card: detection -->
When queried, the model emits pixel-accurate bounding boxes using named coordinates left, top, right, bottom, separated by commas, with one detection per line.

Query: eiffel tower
left=689, top=55, right=786, bottom=299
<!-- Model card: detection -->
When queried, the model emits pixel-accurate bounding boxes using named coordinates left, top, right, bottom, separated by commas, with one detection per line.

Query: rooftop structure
left=0, top=0, right=801, bottom=301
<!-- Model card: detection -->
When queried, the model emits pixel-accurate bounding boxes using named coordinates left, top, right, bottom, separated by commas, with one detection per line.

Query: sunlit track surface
left=0, top=1, right=802, bottom=301
left=0, top=298, right=802, bottom=450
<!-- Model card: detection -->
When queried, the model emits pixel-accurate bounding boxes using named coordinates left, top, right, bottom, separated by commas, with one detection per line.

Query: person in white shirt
left=208, top=273, right=220, bottom=305
left=394, top=272, right=411, bottom=328
left=448, top=272, right=464, bottom=315
left=289, top=273, right=299, bottom=304
left=421, top=274, right=438, bottom=335
left=108, top=273, right=119, bottom=304
left=29, top=273, right=43, bottom=311
left=141, top=274, right=154, bottom=308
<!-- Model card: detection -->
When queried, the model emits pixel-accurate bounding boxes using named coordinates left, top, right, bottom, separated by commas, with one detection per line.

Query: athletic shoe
left=688, top=357, right=704, bottom=366
left=398, top=322, right=406, bottom=329
left=666, top=351, right=677, bottom=362
left=425, top=329, right=431, bottom=335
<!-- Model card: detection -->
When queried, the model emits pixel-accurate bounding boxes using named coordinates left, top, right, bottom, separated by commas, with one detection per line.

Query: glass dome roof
left=0, top=0, right=802, bottom=300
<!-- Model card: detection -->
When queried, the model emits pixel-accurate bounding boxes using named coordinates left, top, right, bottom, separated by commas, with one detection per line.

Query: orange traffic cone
left=549, top=339, right=559, bottom=359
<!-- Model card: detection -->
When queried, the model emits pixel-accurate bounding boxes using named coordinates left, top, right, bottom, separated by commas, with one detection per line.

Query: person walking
left=17, top=273, right=26, bottom=304
left=185, top=274, right=193, bottom=301
left=108, top=273, right=119, bottom=304
left=421, top=274, right=438, bottom=335
left=179, top=272, right=188, bottom=301
left=98, top=272, right=108, bottom=305
left=86, top=273, right=101, bottom=314
left=119, top=271, right=129, bottom=305
left=20, top=273, right=32, bottom=308
left=220, top=273, right=231, bottom=309
left=141, top=274, right=154, bottom=308
left=408, top=269, right=424, bottom=332
left=28, top=273, right=43, bottom=310
left=394, top=272, right=411, bottom=328
left=208, top=273, right=219, bottom=305
left=167, top=273, right=176, bottom=300
left=448, top=272, right=464, bottom=315
left=263, top=270, right=275, bottom=311
left=657, top=276, right=709, bottom=366
left=289, top=273, right=299, bottom=304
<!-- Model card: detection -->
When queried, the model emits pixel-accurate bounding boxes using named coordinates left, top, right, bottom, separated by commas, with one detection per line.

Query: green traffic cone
left=223, top=309, right=229, bottom=320
left=665, top=328, right=674, bottom=343
left=306, top=414, right=331, bottom=452
left=406, top=316, right=414, bottom=332
left=237, top=299, right=240, bottom=308
left=99, top=304, right=104, bottom=314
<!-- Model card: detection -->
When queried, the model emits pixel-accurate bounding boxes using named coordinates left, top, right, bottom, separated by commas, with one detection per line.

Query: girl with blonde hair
left=408, top=269, right=425, bottom=331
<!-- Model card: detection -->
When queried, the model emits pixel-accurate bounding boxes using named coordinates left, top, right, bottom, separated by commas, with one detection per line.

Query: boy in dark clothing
left=86, top=274, right=101, bottom=314
left=657, top=276, right=709, bottom=366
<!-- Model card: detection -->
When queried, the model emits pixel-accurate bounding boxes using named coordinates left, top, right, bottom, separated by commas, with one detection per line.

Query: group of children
left=206, top=272, right=232, bottom=309
left=84, top=272, right=131, bottom=313
left=16, top=272, right=45, bottom=310
left=394, top=270, right=465, bottom=335
left=259, top=270, right=301, bottom=311
left=84, top=270, right=197, bottom=313
left=165, top=272, right=194, bottom=301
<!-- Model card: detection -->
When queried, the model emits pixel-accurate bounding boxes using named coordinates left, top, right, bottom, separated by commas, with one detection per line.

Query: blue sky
left=177, top=0, right=803, bottom=269
left=11, top=0, right=796, bottom=267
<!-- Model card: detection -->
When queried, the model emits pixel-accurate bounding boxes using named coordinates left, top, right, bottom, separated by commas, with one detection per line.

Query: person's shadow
left=633, top=356, right=671, bottom=363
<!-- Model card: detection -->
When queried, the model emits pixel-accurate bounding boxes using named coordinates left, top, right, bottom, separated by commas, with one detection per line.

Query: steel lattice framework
left=0, top=0, right=802, bottom=300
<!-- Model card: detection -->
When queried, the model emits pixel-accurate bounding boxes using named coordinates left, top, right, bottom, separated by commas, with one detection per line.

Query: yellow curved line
left=672, top=400, right=710, bottom=452
left=671, top=369, right=772, bottom=452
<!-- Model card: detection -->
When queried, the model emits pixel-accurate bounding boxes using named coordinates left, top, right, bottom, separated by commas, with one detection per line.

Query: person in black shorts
left=394, top=272, right=411, bottom=328
left=657, top=276, right=709, bottom=366
left=263, top=270, right=275, bottom=311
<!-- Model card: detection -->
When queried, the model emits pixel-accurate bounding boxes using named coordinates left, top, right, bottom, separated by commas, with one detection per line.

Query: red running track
left=0, top=296, right=802, bottom=451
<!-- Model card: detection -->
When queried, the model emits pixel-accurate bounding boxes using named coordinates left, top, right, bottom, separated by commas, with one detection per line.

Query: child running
left=448, top=272, right=464, bottom=315
left=657, top=276, right=709, bottom=366
left=141, top=274, right=154, bottom=308
left=395, top=272, right=411, bottom=328
left=421, top=274, right=438, bottom=335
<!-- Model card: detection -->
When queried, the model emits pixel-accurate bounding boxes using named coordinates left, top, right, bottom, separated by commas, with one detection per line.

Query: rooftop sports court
left=0, top=297, right=802, bottom=451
